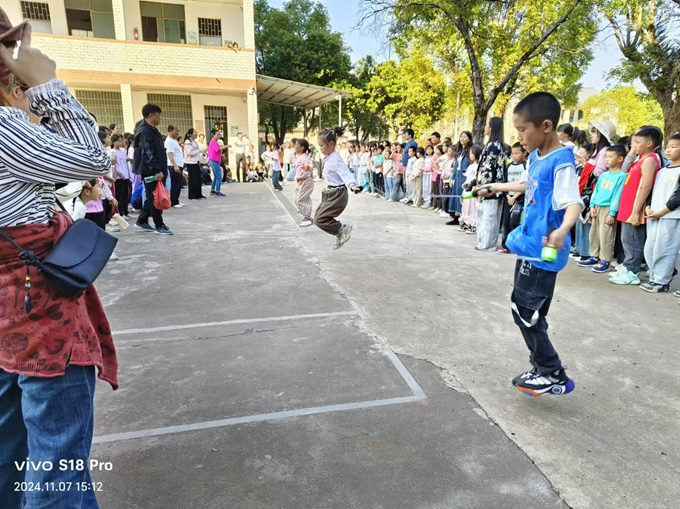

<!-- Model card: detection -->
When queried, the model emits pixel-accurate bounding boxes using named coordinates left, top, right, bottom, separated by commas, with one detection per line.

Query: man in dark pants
left=164, top=124, right=184, bottom=208
left=133, top=104, right=173, bottom=235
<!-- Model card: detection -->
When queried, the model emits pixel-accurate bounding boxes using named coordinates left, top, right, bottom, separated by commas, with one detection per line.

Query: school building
left=4, top=0, right=349, bottom=144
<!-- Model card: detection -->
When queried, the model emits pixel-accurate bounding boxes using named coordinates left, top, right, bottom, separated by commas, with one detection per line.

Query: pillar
left=243, top=0, right=255, bottom=50
left=120, top=84, right=135, bottom=133
left=247, top=90, right=258, bottom=143
left=112, top=0, right=126, bottom=41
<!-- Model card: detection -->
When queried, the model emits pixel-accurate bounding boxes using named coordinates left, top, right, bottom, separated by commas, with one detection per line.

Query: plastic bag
left=153, top=181, right=171, bottom=210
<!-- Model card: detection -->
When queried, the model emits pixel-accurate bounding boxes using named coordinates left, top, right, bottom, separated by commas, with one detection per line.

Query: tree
left=254, top=0, right=352, bottom=143
left=581, top=86, right=664, bottom=136
left=605, top=0, right=680, bottom=139
left=365, top=52, right=447, bottom=136
left=361, top=0, right=597, bottom=142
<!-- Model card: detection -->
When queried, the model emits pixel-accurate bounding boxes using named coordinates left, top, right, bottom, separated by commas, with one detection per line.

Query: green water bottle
left=462, top=186, right=492, bottom=200
left=541, top=228, right=558, bottom=262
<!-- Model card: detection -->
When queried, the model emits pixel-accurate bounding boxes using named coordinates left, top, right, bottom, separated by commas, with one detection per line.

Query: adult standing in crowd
left=447, top=131, right=472, bottom=225
left=184, top=128, right=205, bottom=200
left=0, top=16, right=118, bottom=508
left=233, top=131, right=249, bottom=183
left=165, top=124, right=185, bottom=209
left=134, top=103, right=173, bottom=235
left=209, top=130, right=229, bottom=197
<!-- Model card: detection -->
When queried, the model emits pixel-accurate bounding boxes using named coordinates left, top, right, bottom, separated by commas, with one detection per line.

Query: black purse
left=0, top=214, right=117, bottom=311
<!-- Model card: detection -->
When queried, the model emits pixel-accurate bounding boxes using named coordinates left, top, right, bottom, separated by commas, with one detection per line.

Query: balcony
left=31, top=33, right=256, bottom=92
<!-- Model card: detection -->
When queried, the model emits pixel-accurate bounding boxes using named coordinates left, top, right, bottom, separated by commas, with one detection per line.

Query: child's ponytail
left=320, top=126, right=345, bottom=144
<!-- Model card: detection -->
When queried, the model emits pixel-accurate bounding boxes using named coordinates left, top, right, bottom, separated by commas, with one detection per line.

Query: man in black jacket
left=133, top=104, right=173, bottom=235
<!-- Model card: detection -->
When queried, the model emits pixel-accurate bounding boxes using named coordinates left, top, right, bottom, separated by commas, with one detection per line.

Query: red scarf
left=579, top=162, right=596, bottom=195
left=0, top=213, right=118, bottom=389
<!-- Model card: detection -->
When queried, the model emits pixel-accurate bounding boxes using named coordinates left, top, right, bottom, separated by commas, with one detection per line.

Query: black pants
left=85, top=211, right=106, bottom=230
left=186, top=163, right=204, bottom=199
left=114, top=179, right=131, bottom=216
left=500, top=198, right=512, bottom=249
left=441, top=182, right=451, bottom=213
left=391, top=174, right=403, bottom=200
left=137, top=178, right=164, bottom=228
left=168, top=166, right=183, bottom=206
left=511, top=260, right=562, bottom=375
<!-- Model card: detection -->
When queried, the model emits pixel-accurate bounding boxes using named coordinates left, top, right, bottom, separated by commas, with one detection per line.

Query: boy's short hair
left=404, top=128, right=415, bottom=138
left=670, top=132, right=680, bottom=142
left=511, top=141, right=527, bottom=153
left=606, top=145, right=627, bottom=159
left=142, top=103, right=162, bottom=118
left=416, top=147, right=426, bottom=156
left=408, top=146, right=416, bottom=154
left=513, top=92, right=561, bottom=130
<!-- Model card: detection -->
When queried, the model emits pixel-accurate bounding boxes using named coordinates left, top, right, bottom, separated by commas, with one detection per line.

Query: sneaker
left=134, top=222, right=155, bottom=233
left=609, top=267, right=641, bottom=285
left=217, top=192, right=226, bottom=197
left=497, top=248, right=511, bottom=254
left=466, top=226, right=476, bottom=234
left=577, top=256, right=599, bottom=267
left=154, top=225, right=174, bottom=235
left=333, top=224, right=353, bottom=250
left=440, top=212, right=450, bottom=218
left=516, top=368, right=575, bottom=396
left=106, top=223, right=121, bottom=233
left=420, top=204, right=429, bottom=209
left=172, top=204, right=185, bottom=209
left=640, top=282, right=671, bottom=293
left=591, top=261, right=610, bottom=273
left=575, top=255, right=590, bottom=262
left=446, top=220, right=457, bottom=226
left=511, top=367, right=537, bottom=386
left=109, top=251, right=119, bottom=261
left=674, top=290, right=680, bottom=298
left=300, top=219, right=314, bottom=227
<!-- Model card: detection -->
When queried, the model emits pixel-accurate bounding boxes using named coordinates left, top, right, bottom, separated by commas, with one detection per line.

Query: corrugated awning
left=256, top=74, right=352, bottom=109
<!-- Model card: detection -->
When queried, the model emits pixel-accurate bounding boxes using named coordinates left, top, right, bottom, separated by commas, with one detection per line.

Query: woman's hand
left=0, top=26, right=57, bottom=88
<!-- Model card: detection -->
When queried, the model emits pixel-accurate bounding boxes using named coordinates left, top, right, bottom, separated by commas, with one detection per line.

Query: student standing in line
left=383, top=146, right=395, bottom=200
left=641, top=133, right=680, bottom=293
left=165, top=124, right=185, bottom=209
left=477, top=92, right=583, bottom=396
left=447, top=131, right=472, bottom=225
left=578, top=145, right=627, bottom=273
left=421, top=144, right=435, bottom=208
left=460, top=144, right=483, bottom=234
left=498, top=142, right=528, bottom=253
left=111, top=134, right=132, bottom=218
left=268, top=142, right=284, bottom=191
left=411, top=147, right=425, bottom=207
left=610, top=126, right=663, bottom=285
left=314, top=127, right=363, bottom=249
left=401, top=145, right=417, bottom=205
left=439, top=144, right=455, bottom=216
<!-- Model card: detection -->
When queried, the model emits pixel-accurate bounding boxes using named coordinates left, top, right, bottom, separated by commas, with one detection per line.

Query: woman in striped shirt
left=0, top=21, right=117, bottom=508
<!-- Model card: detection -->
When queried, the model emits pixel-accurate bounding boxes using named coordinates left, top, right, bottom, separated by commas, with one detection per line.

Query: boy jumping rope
left=477, top=92, right=583, bottom=396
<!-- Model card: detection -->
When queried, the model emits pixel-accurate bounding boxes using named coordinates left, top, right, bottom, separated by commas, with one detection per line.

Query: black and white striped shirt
left=0, top=80, right=111, bottom=228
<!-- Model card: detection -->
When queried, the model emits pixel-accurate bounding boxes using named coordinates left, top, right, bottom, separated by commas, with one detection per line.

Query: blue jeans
left=272, top=170, right=282, bottom=190
left=575, top=221, right=591, bottom=256
left=645, top=218, right=680, bottom=285
left=210, top=160, right=222, bottom=193
left=0, top=365, right=98, bottom=509
left=385, top=176, right=394, bottom=199
left=285, top=164, right=296, bottom=181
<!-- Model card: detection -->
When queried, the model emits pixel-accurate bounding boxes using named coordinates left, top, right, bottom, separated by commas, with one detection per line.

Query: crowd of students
left=278, top=119, right=679, bottom=299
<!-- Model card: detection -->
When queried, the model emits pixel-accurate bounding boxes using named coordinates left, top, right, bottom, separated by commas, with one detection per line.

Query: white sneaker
left=109, top=252, right=119, bottom=261
left=300, top=219, right=313, bottom=227
left=106, top=224, right=121, bottom=233
left=333, top=224, right=353, bottom=250
left=439, top=212, right=450, bottom=218
left=172, top=204, right=184, bottom=209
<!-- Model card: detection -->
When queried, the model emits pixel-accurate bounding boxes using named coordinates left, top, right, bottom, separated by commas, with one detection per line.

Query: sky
left=266, top=0, right=625, bottom=94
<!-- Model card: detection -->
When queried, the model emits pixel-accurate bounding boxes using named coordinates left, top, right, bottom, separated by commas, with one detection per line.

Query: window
left=140, top=2, right=186, bottom=44
left=569, top=110, right=575, bottom=123
left=147, top=94, right=192, bottom=134
left=198, top=18, right=222, bottom=47
left=577, top=110, right=584, bottom=121
left=204, top=106, right=227, bottom=133
left=75, top=90, right=124, bottom=129
left=65, top=0, right=115, bottom=39
left=21, top=1, right=52, bottom=34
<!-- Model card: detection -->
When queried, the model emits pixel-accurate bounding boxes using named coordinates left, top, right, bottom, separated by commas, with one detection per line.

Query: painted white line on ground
left=112, top=310, right=358, bottom=336
left=383, top=350, right=427, bottom=400
left=267, top=183, right=301, bottom=231
left=92, top=394, right=425, bottom=444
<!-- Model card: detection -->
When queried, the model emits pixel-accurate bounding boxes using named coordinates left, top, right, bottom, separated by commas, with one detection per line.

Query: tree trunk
left=663, top=102, right=680, bottom=141
left=303, top=112, right=309, bottom=138
left=471, top=110, right=489, bottom=145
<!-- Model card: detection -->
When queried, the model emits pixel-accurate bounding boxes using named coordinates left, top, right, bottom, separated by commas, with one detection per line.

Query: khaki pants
left=412, top=175, right=423, bottom=207
left=314, top=186, right=349, bottom=236
left=589, top=205, right=616, bottom=262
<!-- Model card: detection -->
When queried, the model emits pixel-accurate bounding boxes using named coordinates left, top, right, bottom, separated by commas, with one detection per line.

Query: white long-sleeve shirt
left=323, top=150, right=356, bottom=187
left=0, top=80, right=111, bottom=227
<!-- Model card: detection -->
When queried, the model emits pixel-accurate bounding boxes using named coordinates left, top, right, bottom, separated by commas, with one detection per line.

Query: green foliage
left=603, top=0, right=680, bottom=137
left=581, top=86, right=665, bottom=135
left=367, top=0, right=596, bottom=140
left=254, top=0, right=352, bottom=141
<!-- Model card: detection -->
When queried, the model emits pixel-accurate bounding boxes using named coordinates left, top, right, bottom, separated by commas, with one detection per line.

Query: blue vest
left=507, top=147, right=575, bottom=272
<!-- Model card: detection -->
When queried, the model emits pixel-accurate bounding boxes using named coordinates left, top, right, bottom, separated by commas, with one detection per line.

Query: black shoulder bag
left=0, top=203, right=117, bottom=311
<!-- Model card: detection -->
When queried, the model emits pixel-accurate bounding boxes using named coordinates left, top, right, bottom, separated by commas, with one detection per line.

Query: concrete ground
left=90, top=180, right=679, bottom=509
